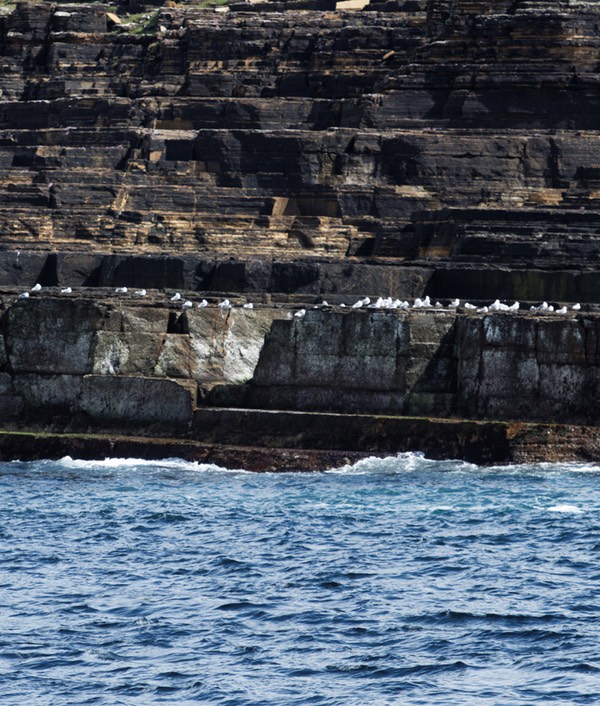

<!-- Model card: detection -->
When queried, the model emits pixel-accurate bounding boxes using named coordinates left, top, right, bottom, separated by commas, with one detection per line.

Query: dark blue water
left=1, top=454, right=600, bottom=705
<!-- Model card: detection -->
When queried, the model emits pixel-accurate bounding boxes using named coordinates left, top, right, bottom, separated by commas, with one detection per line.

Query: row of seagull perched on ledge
left=17, top=284, right=249, bottom=310
left=16, top=285, right=582, bottom=316
left=293, top=296, right=582, bottom=318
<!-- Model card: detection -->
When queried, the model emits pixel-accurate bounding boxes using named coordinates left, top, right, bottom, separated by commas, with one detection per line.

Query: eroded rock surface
left=1, top=293, right=599, bottom=430
left=1, top=1, right=600, bottom=461
left=1, top=1, right=600, bottom=301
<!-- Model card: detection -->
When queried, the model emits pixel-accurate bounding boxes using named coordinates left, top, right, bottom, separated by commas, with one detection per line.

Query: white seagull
left=18, top=292, right=29, bottom=299
left=294, top=309, right=306, bottom=318
left=60, top=287, right=72, bottom=294
left=115, top=287, right=128, bottom=294
left=198, top=299, right=208, bottom=308
left=449, top=299, right=460, bottom=308
left=219, top=299, right=232, bottom=310
left=243, top=303, right=253, bottom=309
left=572, top=303, right=581, bottom=311
left=134, top=289, right=147, bottom=296
left=182, top=300, right=193, bottom=310
left=31, top=283, right=42, bottom=292
left=170, top=292, right=181, bottom=302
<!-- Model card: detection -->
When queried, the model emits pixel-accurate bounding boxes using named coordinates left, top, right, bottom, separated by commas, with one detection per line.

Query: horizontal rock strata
left=1, top=291, right=600, bottom=463
left=1, top=1, right=600, bottom=300
left=1, top=0, right=600, bottom=462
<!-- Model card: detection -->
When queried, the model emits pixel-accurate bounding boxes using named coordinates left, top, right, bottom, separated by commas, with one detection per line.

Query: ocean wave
left=56, top=455, right=238, bottom=474
left=547, top=504, right=584, bottom=514
left=328, top=452, right=479, bottom=475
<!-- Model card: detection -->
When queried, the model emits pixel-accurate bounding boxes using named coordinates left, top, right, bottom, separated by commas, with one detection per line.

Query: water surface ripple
left=1, top=453, right=600, bottom=704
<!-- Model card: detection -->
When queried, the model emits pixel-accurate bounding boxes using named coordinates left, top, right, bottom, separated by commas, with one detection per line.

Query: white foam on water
left=56, top=456, right=239, bottom=474
left=329, top=451, right=481, bottom=476
left=547, top=504, right=583, bottom=514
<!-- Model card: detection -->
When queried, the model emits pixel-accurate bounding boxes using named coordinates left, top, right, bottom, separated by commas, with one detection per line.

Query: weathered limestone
left=1, top=2, right=600, bottom=301
left=1, top=1, right=600, bottom=462
left=2, top=294, right=600, bottom=430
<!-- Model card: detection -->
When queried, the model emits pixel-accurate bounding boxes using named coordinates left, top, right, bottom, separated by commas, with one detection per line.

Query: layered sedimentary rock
left=1, top=1, right=600, bottom=300
left=1, top=0, right=600, bottom=463
left=6, top=293, right=594, bottom=427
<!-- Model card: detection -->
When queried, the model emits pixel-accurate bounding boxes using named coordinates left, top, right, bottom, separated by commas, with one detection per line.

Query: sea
left=1, top=453, right=600, bottom=705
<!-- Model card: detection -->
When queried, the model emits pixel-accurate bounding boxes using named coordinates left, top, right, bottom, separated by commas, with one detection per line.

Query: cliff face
left=2, top=0, right=600, bottom=464
left=1, top=0, right=600, bottom=300
left=2, top=294, right=600, bottom=429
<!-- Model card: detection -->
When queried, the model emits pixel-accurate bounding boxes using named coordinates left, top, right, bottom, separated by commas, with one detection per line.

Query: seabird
left=352, top=300, right=363, bottom=309
left=170, top=292, right=181, bottom=302
left=219, top=299, right=232, bottom=309
left=449, top=299, right=460, bottom=308
left=18, top=292, right=29, bottom=299
left=115, top=287, right=128, bottom=294
left=477, top=306, right=489, bottom=313
left=508, top=301, right=520, bottom=311
left=198, top=299, right=208, bottom=308
left=182, top=300, right=193, bottom=310
left=572, top=303, right=581, bottom=311
left=243, top=303, right=254, bottom=309
left=294, top=309, right=306, bottom=318
left=60, top=287, right=72, bottom=294
left=31, top=283, right=42, bottom=292
left=556, top=306, right=568, bottom=314
left=464, top=302, right=477, bottom=309
left=134, top=289, right=147, bottom=296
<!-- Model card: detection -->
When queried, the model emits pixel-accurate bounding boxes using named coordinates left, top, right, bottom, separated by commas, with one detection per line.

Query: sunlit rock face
left=1, top=1, right=600, bottom=301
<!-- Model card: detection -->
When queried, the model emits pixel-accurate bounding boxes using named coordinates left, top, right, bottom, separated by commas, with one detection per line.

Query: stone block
left=80, top=376, right=196, bottom=425
left=13, top=374, right=83, bottom=409
left=187, top=307, right=279, bottom=384
left=92, top=332, right=165, bottom=376
left=7, top=299, right=105, bottom=375
left=154, top=334, right=192, bottom=378
left=120, top=307, right=170, bottom=334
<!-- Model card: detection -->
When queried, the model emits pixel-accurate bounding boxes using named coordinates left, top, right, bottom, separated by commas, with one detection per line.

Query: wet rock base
left=2, top=414, right=600, bottom=470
